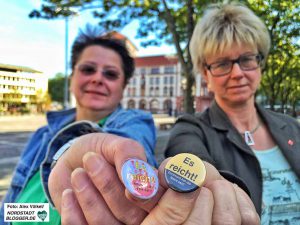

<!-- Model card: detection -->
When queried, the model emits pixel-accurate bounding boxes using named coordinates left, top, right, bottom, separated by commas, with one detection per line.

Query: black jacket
left=165, top=101, right=300, bottom=215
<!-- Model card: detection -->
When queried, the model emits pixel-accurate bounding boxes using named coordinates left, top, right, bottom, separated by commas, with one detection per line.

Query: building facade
left=105, top=31, right=213, bottom=114
left=122, top=55, right=213, bottom=114
left=122, top=55, right=181, bottom=114
left=0, top=63, right=48, bottom=114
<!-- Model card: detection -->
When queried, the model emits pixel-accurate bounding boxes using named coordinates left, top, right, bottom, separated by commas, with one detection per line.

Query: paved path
left=0, top=115, right=47, bottom=133
left=0, top=115, right=171, bottom=203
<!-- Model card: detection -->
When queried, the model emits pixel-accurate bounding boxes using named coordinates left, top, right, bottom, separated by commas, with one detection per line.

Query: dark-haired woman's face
left=70, top=45, right=125, bottom=114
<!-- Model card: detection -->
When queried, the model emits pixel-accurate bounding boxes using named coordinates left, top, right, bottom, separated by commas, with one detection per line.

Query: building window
left=170, top=76, right=174, bottom=84
left=156, top=77, right=160, bottom=85
left=127, top=87, right=131, bottom=96
left=164, top=76, right=168, bottom=85
left=140, top=68, right=146, bottom=75
left=150, top=67, right=160, bottom=74
left=164, top=66, right=174, bottom=74
left=155, top=87, right=159, bottom=96
left=139, top=99, right=146, bottom=109
left=150, top=77, right=154, bottom=85
left=170, top=87, right=174, bottom=97
left=132, top=78, right=136, bottom=85
left=150, top=100, right=159, bottom=113
left=150, top=87, right=154, bottom=96
left=128, top=100, right=135, bottom=109
left=163, top=87, right=168, bottom=96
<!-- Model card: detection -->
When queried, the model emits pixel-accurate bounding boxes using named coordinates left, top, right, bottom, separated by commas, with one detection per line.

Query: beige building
left=122, top=55, right=181, bottom=114
left=122, top=55, right=213, bottom=114
left=0, top=63, right=48, bottom=114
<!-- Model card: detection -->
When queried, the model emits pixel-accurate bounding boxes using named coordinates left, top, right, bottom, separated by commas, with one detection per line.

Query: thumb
left=140, top=155, right=222, bottom=225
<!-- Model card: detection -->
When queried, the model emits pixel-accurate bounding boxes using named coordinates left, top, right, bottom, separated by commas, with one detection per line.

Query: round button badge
left=121, top=158, right=159, bottom=199
left=164, top=153, right=206, bottom=193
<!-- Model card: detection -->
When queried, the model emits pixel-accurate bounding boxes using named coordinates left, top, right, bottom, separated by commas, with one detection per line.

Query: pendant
left=244, top=131, right=255, bottom=146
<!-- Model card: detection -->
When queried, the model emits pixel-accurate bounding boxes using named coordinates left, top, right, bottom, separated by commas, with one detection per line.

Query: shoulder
left=175, top=109, right=210, bottom=128
left=30, top=125, right=50, bottom=139
left=110, top=108, right=153, bottom=122
left=259, top=106, right=299, bottom=127
left=46, top=108, right=76, bottom=132
left=23, top=125, right=52, bottom=151
left=170, top=112, right=210, bottom=140
left=106, top=108, right=154, bottom=130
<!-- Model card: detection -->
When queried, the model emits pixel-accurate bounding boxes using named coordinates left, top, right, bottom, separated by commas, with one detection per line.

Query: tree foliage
left=247, top=0, right=300, bottom=115
left=48, top=73, right=66, bottom=104
left=30, top=0, right=300, bottom=115
left=29, top=0, right=215, bottom=113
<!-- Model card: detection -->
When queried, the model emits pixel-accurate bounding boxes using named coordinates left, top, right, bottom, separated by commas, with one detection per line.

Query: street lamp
left=50, top=5, right=99, bottom=109
left=64, top=16, right=69, bottom=109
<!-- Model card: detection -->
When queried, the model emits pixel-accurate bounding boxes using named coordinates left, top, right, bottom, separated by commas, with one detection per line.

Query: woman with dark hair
left=0, top=27, right=156, bottom=225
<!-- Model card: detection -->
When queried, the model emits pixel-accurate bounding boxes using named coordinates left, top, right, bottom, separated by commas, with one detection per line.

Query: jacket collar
left=104, top=105, right=123, bottom=125
left=46, top=108, right=76, bottom=134
left=45, top=104, right=124, bottom=133
left=256, top=104, right=298, bottom=153
left=208, top=100, right=234, bottom=131
left=256, top=104, right=287, bottom=130
left=207, top=101, right=251, bottom=153
left=208, top=100, right=287, bottom=132
left=208, top=101, right=297, bottom=154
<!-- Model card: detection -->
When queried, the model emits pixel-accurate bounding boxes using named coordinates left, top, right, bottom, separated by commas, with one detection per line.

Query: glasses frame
left=205, top=53, right=264, bottom=77
left=75, top=63, right=121, bottom=81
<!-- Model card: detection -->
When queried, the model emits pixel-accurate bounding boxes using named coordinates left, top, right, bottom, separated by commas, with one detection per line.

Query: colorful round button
left=164, top=153, right=206, bottom=193
left=121, top=158, right=159, bottom=199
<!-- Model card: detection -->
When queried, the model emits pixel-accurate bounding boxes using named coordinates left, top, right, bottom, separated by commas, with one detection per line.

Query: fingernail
left=72, top=168, right=88, bottom=192
left=83, top=152, right=102, bottom=177
left=62, top=189, right=74, bottom=208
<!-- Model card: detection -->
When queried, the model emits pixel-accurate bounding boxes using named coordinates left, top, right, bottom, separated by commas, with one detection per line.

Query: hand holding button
left=129, top=154, right=259, bottom=225
left=49, top=133, right=259, bottom=225
left=49, top=133, right=150, bottom=225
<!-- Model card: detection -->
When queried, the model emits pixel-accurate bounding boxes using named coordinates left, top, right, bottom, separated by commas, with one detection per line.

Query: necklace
left=239, top=120, right=261, bottom=146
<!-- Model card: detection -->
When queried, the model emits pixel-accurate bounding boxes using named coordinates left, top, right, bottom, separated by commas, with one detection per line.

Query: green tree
left=289, top=78, right=300, bottom=117
left=29, top=0, right=218, bottom=113
left=248, top=1, right=300, bottom=113
left=48, top=73, right=66, bottom=104
left=30, top=0, right=300, bottom=114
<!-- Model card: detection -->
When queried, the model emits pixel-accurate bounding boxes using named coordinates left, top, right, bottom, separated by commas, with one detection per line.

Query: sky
left=0, top=1, right=175, bottom=78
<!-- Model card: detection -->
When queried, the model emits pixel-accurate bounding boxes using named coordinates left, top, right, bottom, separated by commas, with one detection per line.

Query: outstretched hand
left=49, top=133, right=259, bottom=225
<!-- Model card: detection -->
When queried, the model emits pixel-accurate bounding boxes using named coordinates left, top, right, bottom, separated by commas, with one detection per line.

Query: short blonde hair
left=190, top=1, right=270, bottom=74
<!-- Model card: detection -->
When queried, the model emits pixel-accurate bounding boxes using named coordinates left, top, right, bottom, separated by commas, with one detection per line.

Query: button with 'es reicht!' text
left=164, top=153, right=206, bottom=193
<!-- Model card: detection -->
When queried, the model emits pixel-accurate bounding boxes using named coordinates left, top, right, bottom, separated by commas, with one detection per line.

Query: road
left=0, top=129, right=170, bottom=203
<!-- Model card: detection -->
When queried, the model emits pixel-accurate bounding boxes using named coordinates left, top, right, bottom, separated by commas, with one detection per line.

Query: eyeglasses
left=75, top=64, right=121, bottom=81
left=205, top=53, right=264, bottom=77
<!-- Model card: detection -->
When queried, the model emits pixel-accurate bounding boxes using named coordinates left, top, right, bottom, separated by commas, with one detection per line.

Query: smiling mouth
left=86, top=90, right=108, bottom=96
left=228, top=85, right=247, bottom=89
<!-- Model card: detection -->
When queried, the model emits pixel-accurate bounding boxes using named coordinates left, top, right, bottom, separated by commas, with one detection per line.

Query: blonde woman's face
left=203, top=45, right=261, bottom=107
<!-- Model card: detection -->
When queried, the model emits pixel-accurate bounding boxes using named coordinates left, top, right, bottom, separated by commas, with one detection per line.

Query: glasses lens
left=78, top=64, right=97, bottom=75
left=208, top=54, right=262, bottom=76
left=102, top=70, right=120, bottom=81
left=210, top=61, right=232, bottom=76
left=240, top=55, right=260, bottom=70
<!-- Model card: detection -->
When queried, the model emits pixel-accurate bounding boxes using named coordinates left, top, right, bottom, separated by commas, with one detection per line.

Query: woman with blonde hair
left=166, top=1, right=300, bottom=224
